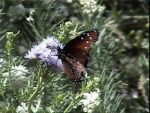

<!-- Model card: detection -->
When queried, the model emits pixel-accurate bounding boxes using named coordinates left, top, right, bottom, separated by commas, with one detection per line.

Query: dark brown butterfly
left=58, top=30, right=99, bottom=82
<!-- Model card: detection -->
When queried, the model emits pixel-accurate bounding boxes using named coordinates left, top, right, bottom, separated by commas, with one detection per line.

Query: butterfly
left=58, top=30, right=99, bottom=82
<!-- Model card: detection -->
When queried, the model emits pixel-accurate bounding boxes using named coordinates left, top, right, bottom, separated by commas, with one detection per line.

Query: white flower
left=16, top=102, right=28, bottom=113
left=131, top=89, right=139, bottom=99
left=80, top=89, right=100, bottom=113
left=25, top=36, right=64, bottom=72
left=3, top=65, right=29, bottom=77
left=80, top=0, right=97, bottom=14
left=26, top=9, right=35, bottom=22
left=79, top=0, right=105, bottom=17
left=0, top=58, right=6, bottom=68
left=3, top=65, right=29, bottom=89
left=66, top=0, right=72, bottom=3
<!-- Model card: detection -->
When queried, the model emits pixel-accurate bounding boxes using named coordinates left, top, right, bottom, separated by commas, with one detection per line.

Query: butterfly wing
left=62, top=58, right=85, bottom=82
left=63, top=30, right=99, bottom=67
left=62, top=30, right=99, bottom=81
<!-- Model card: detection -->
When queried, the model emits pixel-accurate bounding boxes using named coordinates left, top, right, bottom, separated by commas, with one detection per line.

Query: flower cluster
left=0, top=58, right=6, bottom=68
left=66, top=0, right=73, bottom=3
left=3, top=65, right=29, bottom=89
left=25, top=36, right=64, bottom=72
left=80, top=89, right=100, bottom=113
left=16, top=102, right=28, bottom=113
left=79, top=0, right=105, bottom=17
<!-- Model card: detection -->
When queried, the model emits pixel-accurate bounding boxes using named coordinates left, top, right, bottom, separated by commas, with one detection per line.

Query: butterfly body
left=58, top=30, right=99, bottom=82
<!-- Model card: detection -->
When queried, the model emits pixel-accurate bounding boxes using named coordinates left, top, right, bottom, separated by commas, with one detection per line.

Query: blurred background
left=0, top=0, right=149, bottom=113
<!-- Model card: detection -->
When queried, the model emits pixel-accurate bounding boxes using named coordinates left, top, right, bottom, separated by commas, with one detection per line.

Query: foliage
left=0, top=0, right=149, bottom=113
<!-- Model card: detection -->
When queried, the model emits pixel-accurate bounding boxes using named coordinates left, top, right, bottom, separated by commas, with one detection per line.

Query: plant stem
left=64, top=101, right=75, bottom=113
left=64, top=94, right=81, bottom=113
left=28, top=75, right=43, bottom=113
left=7, top=52, right=13, bottom=90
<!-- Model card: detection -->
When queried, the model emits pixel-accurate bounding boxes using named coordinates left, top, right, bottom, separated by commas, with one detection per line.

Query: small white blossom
left=26, top=9, right=35, bottom=22
left=81, top=89, right=100, bottom=113
left=3, top=65, right=29, bottom=77
left=131, top=89, right=139, bottom=99
left=0, top=58, right=6, bottom=68
left=25, top=36, right=64, bottom=72
left=3, top=65, right=29, bottom=89
left=79, top=0, right=105, bottom=17
left=16, top=102, right=28, bottom=113
left=66, top=0, right=72, bottom=3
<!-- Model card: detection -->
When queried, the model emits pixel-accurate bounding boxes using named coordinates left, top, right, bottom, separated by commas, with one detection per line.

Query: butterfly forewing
left=63, top=30, right=99, bottom=67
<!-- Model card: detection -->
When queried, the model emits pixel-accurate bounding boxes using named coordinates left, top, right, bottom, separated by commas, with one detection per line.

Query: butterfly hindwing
left=61, top=54, right=85, bottom=82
